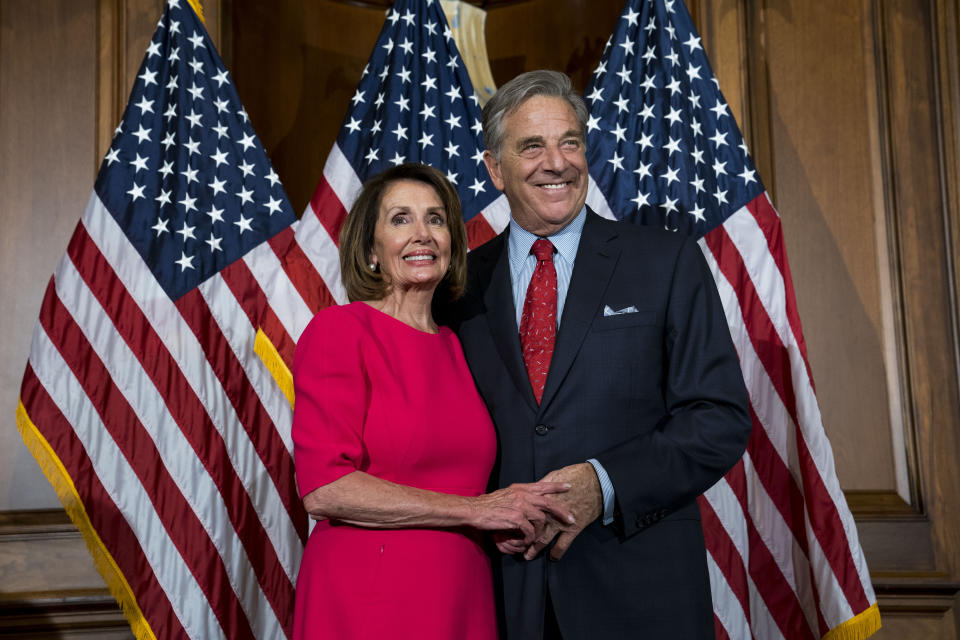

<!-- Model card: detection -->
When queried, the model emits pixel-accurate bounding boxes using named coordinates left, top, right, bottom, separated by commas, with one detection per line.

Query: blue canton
left=584, top=0, right=765, bottom=238
left=336, top=0, right=497, bottom=221
left=94, top=0, right=296, bottom=300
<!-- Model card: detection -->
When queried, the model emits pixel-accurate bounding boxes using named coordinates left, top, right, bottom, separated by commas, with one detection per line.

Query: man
left=451, top=70, right=751, bottom=638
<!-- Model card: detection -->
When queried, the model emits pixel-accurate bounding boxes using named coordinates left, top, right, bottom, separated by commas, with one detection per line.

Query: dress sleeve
left=292, top=308, right=370, bottom=499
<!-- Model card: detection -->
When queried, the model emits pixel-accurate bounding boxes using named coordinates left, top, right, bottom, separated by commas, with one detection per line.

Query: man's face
left=483, top=96, right=589, bottom=236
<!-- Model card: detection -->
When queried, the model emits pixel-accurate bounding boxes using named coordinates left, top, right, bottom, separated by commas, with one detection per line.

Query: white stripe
left=81, top=193, right=299, bottom=589
left=720, top=207, right=875, bottom=605
left=51, top=253, right=282, bottom=636
left=585, top=177, right=617, bottom=219
left=478, top=193, right=512, bottom=234
left=291, top=208, right=348, bottom=311
left=743, top=454, right=819, bottom=635
left=198, top=273, right=302, bottom=582
left=706, top=552, right=750, bottom=640
left=322, top=142, right=363, bottom=212
left=242, top=240, right=315, bottom=341
left=747, top=571, right=788, bottom=640
left=28, top=320, right=226, bottom=640
left=804, top=511, right=856, bottom=625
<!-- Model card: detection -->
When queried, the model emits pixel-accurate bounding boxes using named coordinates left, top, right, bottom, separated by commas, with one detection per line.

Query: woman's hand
left=467, top=482, right=576, bottom=546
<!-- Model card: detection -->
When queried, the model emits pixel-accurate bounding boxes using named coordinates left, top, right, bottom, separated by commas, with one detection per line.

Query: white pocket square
left=603, top=305, right=639, bottom=316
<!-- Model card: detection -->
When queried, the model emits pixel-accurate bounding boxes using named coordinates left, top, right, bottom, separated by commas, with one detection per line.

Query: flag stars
left=395, top=95, right=410, bottom=112
left=665, top=49, right=680, bottom=66
left=130, top=153, right=149, bottom=173
left=686, top=63, right=701, bottom=81
left=660, top=165, right=680, bottom=185
left=182, top=165, right=199, bottom=185
left=418, top=132, right=434, bottom=149
left=346, top=117, right=362, bottom=133
left=642, top=46, right=657, bottom=64
left=618, top=37, right=635, bottom=56
left=586, top=114, right=601, bottom=133
left=631, top=191, right=650, bottom=208
left=690, top=204, right=706, bottom=222
left=638, top=103, right=656, bottom=122
left=212, top=69, right=229, bottom=87
left=147, top=41, right=161, bottom=58
left=401, top=9, right=416, bottom=26
left=472, top=148, right=485, bottom=164
left=636, top=131, right=654, bottom=151
left=445, top=141, right=459, bottom=157
left=167, top=74, right=179, bottom=93
left=611, top=122, right=627, bottom=143
left=420, top=104, right=436, bottom=121
left=161, top=131, right=176, bottom=150
left=266, top=168, right=280, bottom=188
left=186, top=109, right=203, bottom=128
left=152, top=217, right=169, bottom=236
left=214, top=97, right=229, bottom=114
left=666, top=77, right=682, bottom=95
left=188, top=31, right=205, bottom=49
left=593, top=60, right=607, bottom=78
left=714, top=186, right=729, bottom=205
left=446, top=86, right=462, bottom=102
left=184, top=138, right=201, bottom=155
left=685, top=33, right=703, bottom=53
left=168, top=46, right=180, bottom=63
left=155, top=189, right=172, bottom=207
left=711, top=101, right=730, bottom=119
left=713, top=158, right=728, bottom=176
left=238, top=108, right=249, bottom=123
left=127, top=182, right=146, bottom=201
left=616, top=66, right=632, bottom=85
left=238, top=132, right=256, bottom=152
left=212, top=122, right=228, bottom=139
left=105, top=148, right=120, bottom=165
left=265, top=196, right=283, bottom=215
left=210, top=176, right=227, bottom=196
left=382, top=38, right=394, bottom=54
left=175, top=251, right=195, bottom=272
left=398, top=67, right=412, bottom=84
left=422, top=48, right=437, bottom=64
left=614, top=94, right=630, bottom=113
left=371, top=119, right=382, bottom=134
left=389, top=152, right=406, bottom=166
left=739, top=167, right=757, bottom=185
left=235, top=214, right=254, bottom=234
left=399, top=39, right=414, bottom=55
left=607, top=152, right=625, bottom=172
left=159, top=160, right=174, bottom=178
left=666, top=106, right=683, bottom=126
left=445, top=113, right=462, bottom=130
left=237, top=186, right=254, bottom=206
left=691, top=147, right=705, bottom=165
left=206, top=235, right=223, bottom=252
left=469, top=178, right=486, bottom=196
left=663, top=136, right=682, bottom=155
left=205, top=205, right=225, bottom=223
left=710, top=130, right=729, bottom=148
left=446, top=171, right=458, bottom=185
left=365, top=147, right=379, bottom=164
left=690, top=175, right=705, bottom=194
left=393, top=124, right=408, bottom=141
left=640, top=74, right=657, bottom=92
left=139, top=68, right=158, bottom=87
left=177, top=221, right=196, bottom=240
left=188, top=58, right=204, bottom=76
left=133, top=125, right=152, bottom=145
left=634, top=161, right=652, bottom=179
left=623, top=6, right=639, bottom=25
left=164, top=104, right=177, bottom=121
left=422, top=75, right=437, bottom=92
left=352, top=89, right=365, bottom=106
left=661, top=196, right=679, bottom=215
left=239, top=160, right=255, bottom=178
left=210, top=148, right=229, bottom=167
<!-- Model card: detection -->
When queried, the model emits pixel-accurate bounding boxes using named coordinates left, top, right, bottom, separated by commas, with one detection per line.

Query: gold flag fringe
left=823, top=602, right=882, bottom=640
left=254, top=328, right=295, bottom=408
left=186, top=0, right=205, bottom=24
left=16, top=400, right=157, bottom=640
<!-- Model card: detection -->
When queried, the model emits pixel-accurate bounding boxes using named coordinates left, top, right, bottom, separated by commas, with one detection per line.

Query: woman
left=292, top=163, right=573, bottom=639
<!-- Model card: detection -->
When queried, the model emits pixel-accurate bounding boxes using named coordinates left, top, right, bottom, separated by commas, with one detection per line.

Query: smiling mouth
left=539, top=182, right=570, bottom=190
left=403, top=255, right=436, bottom=262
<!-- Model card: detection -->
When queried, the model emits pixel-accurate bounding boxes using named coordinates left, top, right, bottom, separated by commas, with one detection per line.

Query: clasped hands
left=476, top=463, right=603, bottom=561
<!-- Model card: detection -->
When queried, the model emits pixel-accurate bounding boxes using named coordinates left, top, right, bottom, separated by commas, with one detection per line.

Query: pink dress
left=291, top=302, right=497, bottom=639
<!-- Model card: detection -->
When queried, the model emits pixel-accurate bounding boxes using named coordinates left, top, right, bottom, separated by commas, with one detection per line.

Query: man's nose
left=542, top=143, right=566, bottom=172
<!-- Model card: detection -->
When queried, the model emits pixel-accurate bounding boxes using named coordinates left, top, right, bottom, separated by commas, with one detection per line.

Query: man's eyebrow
left=514, top=135, right=545, bottom=149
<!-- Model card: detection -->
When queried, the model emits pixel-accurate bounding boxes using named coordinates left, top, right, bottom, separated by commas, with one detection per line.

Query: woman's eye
left=391, top=214, right=408, bottom=225
left=429, top=214, right=445, bottom=225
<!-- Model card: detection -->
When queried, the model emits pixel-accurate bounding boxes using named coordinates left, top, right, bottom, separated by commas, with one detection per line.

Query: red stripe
left=744, top=406, right=830, bottom=635
left=704, top=225, right=872, bottom=614
left=698, top=495, right=751, bottom=630
left=310, top=176, right=349, bottom=247
left=20, top=364, right=188, bottom=640
left=66, top=224, right=296, bottom=636
left=268, top=226, right=336, bottom=315
left=466, top=213, right=497, bottom=250
left=176, top=286, right=307, bottom=543
left=744, top=195, right=815, bottom=388
left=726, top=461, right=817, bottom=639
left=220, top=258, right=298, bottom=370
left=35, top=285, right=255, bottom=640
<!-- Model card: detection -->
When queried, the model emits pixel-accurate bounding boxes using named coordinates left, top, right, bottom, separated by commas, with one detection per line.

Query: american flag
left=261, top=0, right=511, bottom=394
left=583, top=0, right=880, bottom=638
left=16, top=0, right=305, bottom=637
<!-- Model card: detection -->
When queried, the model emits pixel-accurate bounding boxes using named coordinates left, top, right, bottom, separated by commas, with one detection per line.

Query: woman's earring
left=368, top=262, right=378, bottom=271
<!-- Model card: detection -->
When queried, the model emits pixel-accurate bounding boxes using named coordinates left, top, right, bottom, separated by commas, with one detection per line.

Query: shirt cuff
left=587, top=458, right=615, bottom=526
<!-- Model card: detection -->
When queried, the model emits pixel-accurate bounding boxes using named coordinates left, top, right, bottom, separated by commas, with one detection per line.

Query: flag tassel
left=822, top=603, right=882, bottom=640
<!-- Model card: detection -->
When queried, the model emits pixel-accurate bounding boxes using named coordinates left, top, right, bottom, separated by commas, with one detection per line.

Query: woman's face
left=370, top=179, right=452, bottom=293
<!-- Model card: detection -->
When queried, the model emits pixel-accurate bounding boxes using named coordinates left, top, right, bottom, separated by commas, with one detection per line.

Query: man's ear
left=483, top=150, right=505, bottom=191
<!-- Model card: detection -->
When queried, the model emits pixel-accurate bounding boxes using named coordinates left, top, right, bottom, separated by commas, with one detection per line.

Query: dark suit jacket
left=449, top=210, right=751, bottom=639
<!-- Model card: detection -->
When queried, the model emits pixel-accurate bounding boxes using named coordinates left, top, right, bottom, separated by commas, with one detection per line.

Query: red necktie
left=519, top=238, right=557, bottom=404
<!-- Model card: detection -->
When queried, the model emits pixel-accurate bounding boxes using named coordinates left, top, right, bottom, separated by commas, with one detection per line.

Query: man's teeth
left=404, top=255, right=435, bottom=261
left=541, top=183, right=566, bottom=190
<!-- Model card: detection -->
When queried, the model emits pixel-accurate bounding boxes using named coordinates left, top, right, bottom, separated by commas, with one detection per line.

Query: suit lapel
left=539, top=212, right=620, bottom=413
left=481, top=235, right=539, bottom=412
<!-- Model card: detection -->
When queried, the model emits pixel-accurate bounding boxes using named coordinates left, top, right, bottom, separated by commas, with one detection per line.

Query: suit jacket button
left=535, top=424, right=549, bottom=436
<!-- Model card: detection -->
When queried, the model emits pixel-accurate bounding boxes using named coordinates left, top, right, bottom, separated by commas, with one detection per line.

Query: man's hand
left=523, top=463, right=603, bottom=561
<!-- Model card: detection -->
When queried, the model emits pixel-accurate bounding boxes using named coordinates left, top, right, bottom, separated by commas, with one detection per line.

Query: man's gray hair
left=482, top=70, right=589, bottom=159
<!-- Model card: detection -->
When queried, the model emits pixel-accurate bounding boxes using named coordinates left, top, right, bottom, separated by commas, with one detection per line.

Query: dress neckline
left=357, top=301, right=445, bottom=336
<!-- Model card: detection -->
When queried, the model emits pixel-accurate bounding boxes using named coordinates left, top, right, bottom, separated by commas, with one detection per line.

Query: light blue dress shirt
left=506, top=207, right=616, bottom=526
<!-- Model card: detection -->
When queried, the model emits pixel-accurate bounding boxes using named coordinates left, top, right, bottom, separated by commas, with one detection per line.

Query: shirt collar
left=508, top=205, right=587, bottom=271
